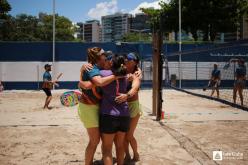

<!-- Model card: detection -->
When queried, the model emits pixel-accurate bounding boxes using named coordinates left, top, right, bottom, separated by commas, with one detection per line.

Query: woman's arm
left=79, top=63, right=94, bottom=88
left=127, top=74, right=141, bottom=97
left=115, top=75, right=141, bottom=103
left=80, top=63, right=93, bottom=81
left=91, top=75, right=116, bottom=87
left=78, top=80, right=93, bottom=89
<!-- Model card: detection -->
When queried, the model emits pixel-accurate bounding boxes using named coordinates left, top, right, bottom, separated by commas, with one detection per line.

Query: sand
left=0, top=89, right=247, bottom=165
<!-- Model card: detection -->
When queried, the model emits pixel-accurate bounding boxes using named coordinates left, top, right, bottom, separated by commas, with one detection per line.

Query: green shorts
left=78, top=102, right=99, bottom=128
left=128, top=100, right=142, bottom=118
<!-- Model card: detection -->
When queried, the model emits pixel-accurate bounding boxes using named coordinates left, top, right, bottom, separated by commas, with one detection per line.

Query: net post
left=152, top=30, right=163, bottom=120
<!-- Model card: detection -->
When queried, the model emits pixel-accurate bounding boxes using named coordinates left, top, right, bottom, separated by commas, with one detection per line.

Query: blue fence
left=1, top=41, right=248, bottom=62
left=1, top=41, right=248, bottom=89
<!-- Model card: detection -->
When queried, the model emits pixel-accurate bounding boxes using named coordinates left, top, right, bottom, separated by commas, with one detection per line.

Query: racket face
left=60, top=91, right=81, bottom=107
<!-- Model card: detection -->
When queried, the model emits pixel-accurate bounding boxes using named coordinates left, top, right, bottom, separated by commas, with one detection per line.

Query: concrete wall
left=0, top=62, right=86, bottom=82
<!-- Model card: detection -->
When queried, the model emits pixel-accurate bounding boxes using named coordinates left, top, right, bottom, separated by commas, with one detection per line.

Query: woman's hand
left=54, top=82, right=59, bottom=87
left=115, top=93, right=128, bottom=104
left=134, top=68, right=142, bottom=79
left=80, top=63, right=93, bottom=72
left=127, top=74, right=133, bottom=81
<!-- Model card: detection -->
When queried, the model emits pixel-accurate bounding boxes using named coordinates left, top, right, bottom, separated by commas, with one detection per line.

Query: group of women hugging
left=78, top=47, right=142, bottom=165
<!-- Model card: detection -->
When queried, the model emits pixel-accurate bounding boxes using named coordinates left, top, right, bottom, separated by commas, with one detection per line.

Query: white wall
left=0, top=62, right=87, bottom=82
left=0, top=61, right=240, bottom=82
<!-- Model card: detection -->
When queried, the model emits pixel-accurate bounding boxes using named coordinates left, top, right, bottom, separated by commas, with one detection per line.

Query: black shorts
left=42, top=88, right=52, bottom=96
left=234, top=80, right=246, bottom=88
left=209, top=80, right=219, bottom=88
left=100, top=114, right=130, bottom=134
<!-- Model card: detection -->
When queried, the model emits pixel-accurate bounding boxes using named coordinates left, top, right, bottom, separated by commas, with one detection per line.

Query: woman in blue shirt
left=234, top=59, right=246, bottom=106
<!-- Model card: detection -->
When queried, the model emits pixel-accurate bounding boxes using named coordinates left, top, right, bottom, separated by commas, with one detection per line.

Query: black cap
left=44, top=64, right=52, bottom=69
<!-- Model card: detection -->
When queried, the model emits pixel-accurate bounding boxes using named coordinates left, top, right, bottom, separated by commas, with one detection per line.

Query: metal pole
left=83, top=23, right=85, bottom=41
left=52, top=0, right=56, bottom=89
left=37, top=65, right=40, bottom=90
left=179, top=0, right=182, bottom=88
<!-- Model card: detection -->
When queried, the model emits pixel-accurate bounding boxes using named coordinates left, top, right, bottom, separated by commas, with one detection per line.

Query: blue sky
left=8, top=0, right=165, bottom=23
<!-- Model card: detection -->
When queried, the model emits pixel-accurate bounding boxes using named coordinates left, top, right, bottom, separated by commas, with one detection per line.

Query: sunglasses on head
left=105, top=55, right=113, bottom=61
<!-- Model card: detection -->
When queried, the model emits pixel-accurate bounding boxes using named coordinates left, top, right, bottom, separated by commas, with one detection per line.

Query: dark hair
left=44, top=64, right=51, bottom=69
left=111, top=55, right=127, bottom=76
left=133, top=53, right=140, bottom=63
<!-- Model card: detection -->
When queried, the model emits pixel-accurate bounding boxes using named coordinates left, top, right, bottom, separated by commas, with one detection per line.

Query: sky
left=8, top=0, right=169, bottom=23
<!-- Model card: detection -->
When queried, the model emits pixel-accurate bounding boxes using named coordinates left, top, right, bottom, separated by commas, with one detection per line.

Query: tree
left=38, top=14, right=75, bottom=41
left=0, top=0, right=13, bottom=40
left=14, top=14, right=40, bottom=41
left=0, top=0, right=11, bottom=19
left=173, top=0, right=248, bottom=41
left=0, top=15, right=15, bottom=40
left=143, top=0, right=248, bottom=41
left=0, top=12, right=76, bottom=41
left=141, top=8, right=161, bottom=32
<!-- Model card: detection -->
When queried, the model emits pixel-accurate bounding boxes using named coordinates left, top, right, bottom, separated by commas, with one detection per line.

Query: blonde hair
left=87, top=47, right=104, bottom=64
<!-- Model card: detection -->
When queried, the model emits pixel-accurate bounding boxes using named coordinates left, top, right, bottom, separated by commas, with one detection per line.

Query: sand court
left=0, top=90, right=247, bottom=164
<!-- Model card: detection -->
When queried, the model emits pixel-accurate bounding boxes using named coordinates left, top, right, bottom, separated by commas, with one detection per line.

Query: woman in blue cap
left=115, top=52, right=142, bottom=162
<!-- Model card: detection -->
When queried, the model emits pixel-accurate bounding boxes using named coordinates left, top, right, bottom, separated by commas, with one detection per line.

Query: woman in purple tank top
left=99, top=55, right=130, bottom=165
left=79, top=54, right=133, bottom=165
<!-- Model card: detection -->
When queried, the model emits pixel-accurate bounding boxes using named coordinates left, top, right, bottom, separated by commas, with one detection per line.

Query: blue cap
left=127, top=53, right=137, bottom=61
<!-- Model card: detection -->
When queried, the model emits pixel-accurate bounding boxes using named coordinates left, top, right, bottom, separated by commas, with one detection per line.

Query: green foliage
left=37, top=14, right=75, bottom=41
left=0, top=13, right=75, bottom=41
left=141, top=8, right=161, bottom=32
left=122, top=32, right=151, bottom=42
left=142, top=0, right=248, bottom=41
left=0, top=0, right=11, bottom=19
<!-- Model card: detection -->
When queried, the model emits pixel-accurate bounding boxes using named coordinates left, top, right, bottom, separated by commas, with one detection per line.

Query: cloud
left=129, top=0, right=169, bottom=16
left=87, top=0, right=170, bottom=20
left=87, top=0, right=118, bottom=20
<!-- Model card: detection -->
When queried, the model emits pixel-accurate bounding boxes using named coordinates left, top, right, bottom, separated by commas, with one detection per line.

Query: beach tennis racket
left=60, top=90, right=81, bottom=107
left=55, top=73, right=63, bottom=81
left=203, top=81, right=211, bottom=91
left=54, top=73, right=63, bottom=87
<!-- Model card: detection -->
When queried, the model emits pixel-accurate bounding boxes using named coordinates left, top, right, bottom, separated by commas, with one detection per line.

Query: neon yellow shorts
left=78, top=102, right=99, bottom=128
left=128, top=100, right=142, bottom=118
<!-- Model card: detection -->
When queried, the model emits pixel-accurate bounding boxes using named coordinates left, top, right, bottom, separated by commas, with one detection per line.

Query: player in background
left=233, top=59, right=246, bottom=106
left=42, top=64, right=58, bottom=109
left=209, top=64, right=221, bottom=98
